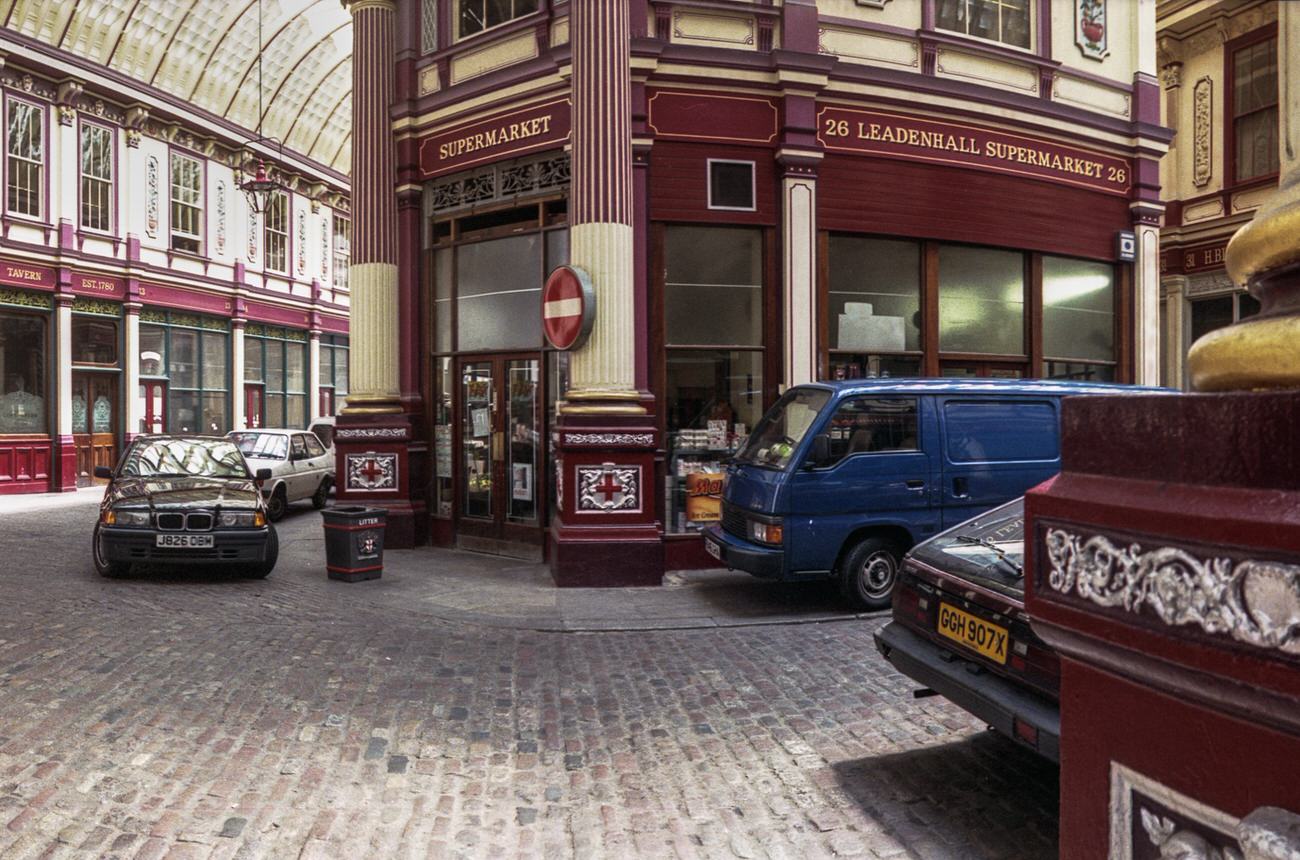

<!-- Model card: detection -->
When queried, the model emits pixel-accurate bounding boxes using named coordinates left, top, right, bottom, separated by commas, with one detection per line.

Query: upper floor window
left=458, top=0, right=538, bottom=39
left=6, top=100, right=44, bottom=219
left=1231, top=33, right=1279, bottom=183
left=169, top=152, right=203, bottom=253
left=80, top=123, right=113, bottom=233
left=265, top=191, right=288, bottom=274
left=332, top=215, right=350, bottom=291
left=935, top=0, right=1031, bottom=50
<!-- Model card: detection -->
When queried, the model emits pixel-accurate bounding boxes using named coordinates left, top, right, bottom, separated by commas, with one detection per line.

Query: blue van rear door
left=786, top=395, right=938, bottom=575
left=938, top=397, right=1060, bottom=528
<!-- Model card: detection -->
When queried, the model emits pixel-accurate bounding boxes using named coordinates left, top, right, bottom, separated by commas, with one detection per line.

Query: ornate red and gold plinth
left=333, top=411, right=426, bottom=549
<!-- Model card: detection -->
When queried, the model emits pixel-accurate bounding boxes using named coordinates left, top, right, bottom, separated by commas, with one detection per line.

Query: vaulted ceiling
left=1, top=0, right=352, bottom=174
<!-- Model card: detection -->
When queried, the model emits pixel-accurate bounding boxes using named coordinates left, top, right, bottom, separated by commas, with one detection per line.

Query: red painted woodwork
left=819, top=154, right=1129, bottom=261
left=333, top=412, right=427, bottom=549
left=1025, top=391, right=1300, bottom=857
left=649, top=142, right=777, bottom=226
left=647, top=90, right=778, bottom=145
left=0, top=437, right=51, bottom=493
left=418, top=96, right=571, bottom=178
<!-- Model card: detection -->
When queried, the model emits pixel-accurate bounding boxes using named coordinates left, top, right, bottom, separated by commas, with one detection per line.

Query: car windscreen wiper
left=953, top=534, right=1023, bottom=577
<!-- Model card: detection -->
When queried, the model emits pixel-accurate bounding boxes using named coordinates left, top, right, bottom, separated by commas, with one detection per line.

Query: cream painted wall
left=816, top=0, right=920, bottom=29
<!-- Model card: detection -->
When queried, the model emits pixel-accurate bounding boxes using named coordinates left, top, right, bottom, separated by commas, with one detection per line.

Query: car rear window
left=943, top=400, right=1057, bottom=462
left=229, top=432, right=288, bottom=460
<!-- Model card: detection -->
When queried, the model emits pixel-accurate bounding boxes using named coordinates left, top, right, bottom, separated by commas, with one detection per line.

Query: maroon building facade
left=339, top=0, right=1171, bottom=581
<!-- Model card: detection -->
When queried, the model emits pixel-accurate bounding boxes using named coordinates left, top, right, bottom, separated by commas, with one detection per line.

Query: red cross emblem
left=359, top=459, right=384, bottom=483
left=594, top=471, right=624, bottom=504
left=349, top=453, right=394, bottom=490
left=578, top=464, right=638, bottom=512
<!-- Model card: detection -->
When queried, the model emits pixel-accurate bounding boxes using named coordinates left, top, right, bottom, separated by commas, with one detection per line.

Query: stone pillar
left=124, top=303, right=141, bottom=440
left=1160, top=275, right=1187, bottom=390
left=53, top=291, right=75, bottom=491
left=1134, top=215, right=1162, bottom=385
left=308, top=328, right=322, bottom=423
left=550, top=0, right=662, bottom=586
left=231, top=319, right=246, bottom=431
left=780, top=156, right=820, bottom=386
left=334, top=0, right=424, bottom=547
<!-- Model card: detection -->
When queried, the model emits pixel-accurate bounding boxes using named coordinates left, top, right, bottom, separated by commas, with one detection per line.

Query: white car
left=228, top=429, right=334, bottom=521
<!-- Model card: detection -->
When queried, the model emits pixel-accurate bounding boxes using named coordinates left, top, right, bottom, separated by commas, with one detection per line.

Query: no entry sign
left=542, top=265, right=595, bottom=350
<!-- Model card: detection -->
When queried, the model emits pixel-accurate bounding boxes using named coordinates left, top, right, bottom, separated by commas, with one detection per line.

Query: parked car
left=872, top=497, right=1060, bottom=761
left=703, top=378, right=1163, bottom=609
left=227, top=429, right=334, bottom=521
left=92, top=435, right=278, bottom=579
left=309, top=416, right=336, bottom=452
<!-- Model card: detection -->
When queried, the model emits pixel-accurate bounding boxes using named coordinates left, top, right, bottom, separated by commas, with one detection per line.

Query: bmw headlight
left=105, top=509, right=151, bottom=527
left=218, top=511, right=264, bottom=528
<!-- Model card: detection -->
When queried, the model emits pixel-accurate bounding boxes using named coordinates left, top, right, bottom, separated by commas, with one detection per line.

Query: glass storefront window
left=201, top=332, right=226, bottom=389
left=828, top=354, right=922, bottom=380
left=457, top=234, right=543, bottom=352
left=0, top=311, right=47, bottom=434
left=72, top=317, right=118, bottom=365
left=144, top=315, right=229, bottom=434
left=828, top=236, right=921, bottom=352
left=665, top=226, right=762, bottom=346
left=432, top=356, right=453, bottom=519
left=434, top=247, right=452, bottom=353
left=245, top=330, right=309, bottom=428
left=140, top=325, right=165, bottom=377
left=938, top=245, right=1025, bottom=356
left=1042, top=256, right=1114, bottom=364
left=169, top=329, right=199, bottom=388
left=244, top=335, right=262, bottom=381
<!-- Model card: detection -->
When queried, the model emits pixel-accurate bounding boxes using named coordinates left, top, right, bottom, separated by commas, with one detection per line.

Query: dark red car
left=872, top=498, right=1060, bottom=761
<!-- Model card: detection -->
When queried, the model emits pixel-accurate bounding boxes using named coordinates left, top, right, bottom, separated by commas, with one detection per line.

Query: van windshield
left=735, top=388, right=831, bottom=470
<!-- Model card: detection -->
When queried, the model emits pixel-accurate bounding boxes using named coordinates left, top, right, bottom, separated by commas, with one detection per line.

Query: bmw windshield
left=121, top=438, right=251, bottom=479
left=734, top=388, right=831, bottom=470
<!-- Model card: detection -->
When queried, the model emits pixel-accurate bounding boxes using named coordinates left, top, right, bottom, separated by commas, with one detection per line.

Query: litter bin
left=321, top=506, right=386, bottom=582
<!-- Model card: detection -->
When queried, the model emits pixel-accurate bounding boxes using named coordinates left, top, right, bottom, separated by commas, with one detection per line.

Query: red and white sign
left=542, top=265, right=595, bottom=351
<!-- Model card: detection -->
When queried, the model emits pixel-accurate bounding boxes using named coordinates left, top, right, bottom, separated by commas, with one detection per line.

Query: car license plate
left=155, top=533, right=214, bottom=549
left=704, top=536, right=722, bottom=561
left=937, top=602, right=1008, bottom=665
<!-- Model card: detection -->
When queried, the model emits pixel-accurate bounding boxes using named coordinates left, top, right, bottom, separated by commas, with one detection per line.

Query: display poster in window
left=434, top=424, right=453, bottom=477
left=512, top=463, right=533, bottom=501
left=471, top=407, right=490, bottom=438
left=685, top=472, right=724, bottom=523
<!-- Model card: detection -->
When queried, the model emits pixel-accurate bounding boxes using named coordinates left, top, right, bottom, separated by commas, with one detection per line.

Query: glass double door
left=457, top=355, right=543, bottom=557
left=72, top=371, right=118, bottom=486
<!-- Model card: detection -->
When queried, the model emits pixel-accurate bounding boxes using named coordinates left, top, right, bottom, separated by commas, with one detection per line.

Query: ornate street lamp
left=237, top=0, right=281, bottom=217
left=239, top=157, right=279, bottom=215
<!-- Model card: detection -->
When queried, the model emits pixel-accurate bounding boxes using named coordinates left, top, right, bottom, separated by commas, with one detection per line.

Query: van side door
left=938, top=397, right=1061, bottom=529
left=786, top=396, right=938, bottom=576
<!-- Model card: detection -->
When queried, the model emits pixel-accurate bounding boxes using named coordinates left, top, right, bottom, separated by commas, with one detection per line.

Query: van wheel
left=267, top=486, right=288, bottom=522
left=839, top=537, right=904, bottom=611
left=311, top=478, right=330, bottom=510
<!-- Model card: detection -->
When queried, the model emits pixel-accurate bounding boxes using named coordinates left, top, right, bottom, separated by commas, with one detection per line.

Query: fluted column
left=231, top=320, right=246, bottom=430
left=563, top=0, right=640, bottom=414
left=343, top=0, right=400, bottom=414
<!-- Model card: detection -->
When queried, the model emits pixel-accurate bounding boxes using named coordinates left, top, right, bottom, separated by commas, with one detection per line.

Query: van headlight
left=218, top=511, right=264, bottom=528
left=748, top=518, right=784, bottom=546
left=104, top=509, right=151, bottom=527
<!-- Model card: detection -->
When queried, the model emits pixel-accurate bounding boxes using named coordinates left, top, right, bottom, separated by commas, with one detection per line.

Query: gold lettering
left=439, top=112, right=557, bottom=161
left=5, top=266, right=42, bottom=282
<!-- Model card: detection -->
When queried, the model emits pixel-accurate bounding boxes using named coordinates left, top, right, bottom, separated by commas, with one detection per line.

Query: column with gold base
left=550, top=0, right=662, bottom=586
left=333, top=0, right=424, bottom=547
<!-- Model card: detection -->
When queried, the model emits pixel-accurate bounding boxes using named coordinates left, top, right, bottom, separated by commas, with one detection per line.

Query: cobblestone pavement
left=0, top=495, right=1058, bottom=859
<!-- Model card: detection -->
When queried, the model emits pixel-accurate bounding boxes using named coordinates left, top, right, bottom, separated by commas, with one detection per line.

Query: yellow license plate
left=937, top=602, right=1009, bottom=665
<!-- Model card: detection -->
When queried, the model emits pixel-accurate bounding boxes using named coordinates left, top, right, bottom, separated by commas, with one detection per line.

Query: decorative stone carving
left=563, top=432, right=655, bottom=447
left=247, top=211, right=258, bottom=262
left=576, top=464, right=641, bottom=513
left=1076, top=0, right=1108, bottom=61
left=145, top=156, right=159, bottom=238
left=296, top=209, right=308, bottom=276
left=429, top=155, right=569, bottom=214
left=1043, top=527, right=1300, bottom=656
left=1161, top=63, right=1183, bottom=90
left=215, top=182, right=226, bottom=255
left=1193, top=77, right=1212, bottom=188
left=345, top=453, right=398, bottom=491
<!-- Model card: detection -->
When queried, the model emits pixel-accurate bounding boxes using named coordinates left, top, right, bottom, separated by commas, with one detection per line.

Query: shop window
left=828, top=236, right=921, bottom=379
left=140, top=325, right=166, bottom=377
left=422, top=0, right=438, bottom=54
left=665, top=226, right=762, bottom=347
left=1041, top=256, right=1115, bottom=380
left=1190, top=292, right=1258, bottom=349
left=140, top=314, right=229, bottom=434
left=169, top=152, right=203, bottom=254
left=6, top=100, right=44, bottom=219
left=332, top=215, right=350, bottom=291
left=71, top=317, right=119, bottom=365
left=265, top=191, right=289, bottom=274
left=821, top=398, right=919, bottom=468
left=318, top=335, right=349, bottom=416
left=80, top=123, right=113, bottom=233
left=708, top=160, right=755, bottom=211
left=0, top=311, right=47, bottom=434
left=246, top=330, right=308, bottom=429
left=432, top=356, right=453, bottom=518
left=935, top=0, right=1031, bottom=49
left=1231, top=33, right=1279, bottom=183
left=938, top=245, right=1025, bottom=356
left=456, top=233, right=543, bottom=352
left=458, top=0, right=537, bottom=38
left=434, top=247, right=453, bottom=353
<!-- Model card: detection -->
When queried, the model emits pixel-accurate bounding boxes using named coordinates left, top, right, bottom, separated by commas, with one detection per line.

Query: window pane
left=828, top=354, right=922, bottom=380
left=72, top=317, right=118, bottom=365
left=1044, top=361, right=1114, bottom=382
left=1238, top=292, right=1261, bottom=320
left=0, top=312, right=46, bottom=434
left=286, top=342, right=305, bottom=392
left=201, top=332, right=227, bottom=390
left=460, top=0, right=484, bottom=35
left=486, top=0, right=511, bottom=27
left=938, top=245, right=1025, bottom=355
left=944, top=400, right=1057, bottom=462
left=201, top=391, right=228, bottom=434
left=286, top=394, right=306, bottom=429
left=1190, top=296, right=1233, bottom=343
left=709, top=162, right=754, bottom=210
left=1042, top=256, right=1114, bottom=362
left=1000, top=0, right=1030, bottom=48
left=828, top=236, right=920, bottom=352
left=1235, top=107, right=1279, bottom=180
left=507, top=359, right=539, bottom=523
left=665, top=226, right=762, bottom=346
left=434, top=247, right=452, bottom=352
left=968, top=0, right=1000, bottom=41
left=140, top=325, right=166, bottom=377
left=456, top=234, right=543, bottom=352
left=7, top=102, right=43, bottom=218
left=935, top=0, right=965, bottom=32
left=265, top=340, right=284, bottom=393
left=335, top=347, right=348, bottom=395
left=169, top=329, right=199, bottom=388
left=244, top=336, right=263, bottom=381
left=546, top=228, right=568, bottom=272
left=823, top=398, right=919, bottom=467
left=169, top=390, right=201, bottom=434
left=266, top=392, right=285, bottom=427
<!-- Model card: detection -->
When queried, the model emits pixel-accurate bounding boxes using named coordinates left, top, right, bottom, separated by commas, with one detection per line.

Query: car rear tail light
left=1013, top=717, right=1038, bottom=749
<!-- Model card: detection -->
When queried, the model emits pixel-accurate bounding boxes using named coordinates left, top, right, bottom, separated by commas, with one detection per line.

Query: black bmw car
left=92, top=435, right=279, bottom=578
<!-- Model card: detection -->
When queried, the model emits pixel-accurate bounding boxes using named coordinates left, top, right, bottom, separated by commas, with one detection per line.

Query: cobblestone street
left=0, top=495, right=1058, bottom=859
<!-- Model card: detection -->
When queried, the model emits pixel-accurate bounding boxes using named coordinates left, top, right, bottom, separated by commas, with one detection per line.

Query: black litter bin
left=321, top=506, right=386, bottom=581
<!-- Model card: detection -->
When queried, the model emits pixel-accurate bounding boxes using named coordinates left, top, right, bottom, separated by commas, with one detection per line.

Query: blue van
left=703, top=378, right=1157, bottom=609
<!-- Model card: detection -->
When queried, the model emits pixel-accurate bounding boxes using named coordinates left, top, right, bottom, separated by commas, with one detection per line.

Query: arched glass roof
left=1, top=0, right=352, bottom=174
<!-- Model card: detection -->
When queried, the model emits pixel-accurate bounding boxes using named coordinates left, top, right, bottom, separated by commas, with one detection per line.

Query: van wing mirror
left=806, top=434, right=830, bottom=468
